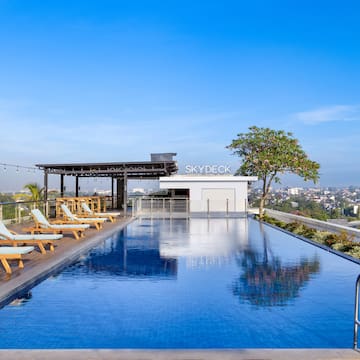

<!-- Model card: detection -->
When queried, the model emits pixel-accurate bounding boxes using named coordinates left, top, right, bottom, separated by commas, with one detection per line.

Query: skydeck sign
left=185, top=165, right=232, bottom=175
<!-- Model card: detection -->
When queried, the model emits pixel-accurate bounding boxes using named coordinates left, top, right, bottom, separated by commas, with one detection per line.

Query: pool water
left=0, top=217, right=359, bottom=348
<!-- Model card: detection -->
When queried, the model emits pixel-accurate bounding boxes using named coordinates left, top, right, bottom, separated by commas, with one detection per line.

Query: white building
left=131, top=187, right=146, bottom=194
left=287, top=187, right=302, bottom=196
left=159, top=175, right=257, bottom=216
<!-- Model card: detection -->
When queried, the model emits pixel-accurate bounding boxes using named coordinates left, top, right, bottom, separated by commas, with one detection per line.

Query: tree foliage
left=23, top=183, right=44, bottom=202
left=227, top=126, right=320, bottom=217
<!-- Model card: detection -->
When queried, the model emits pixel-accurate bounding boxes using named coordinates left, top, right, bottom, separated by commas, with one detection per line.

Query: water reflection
left=9, top=291, right=32, bottom=307
left=231, top=222, right=320, bottom=307
left=160, top=218, right=248, bottom=268
left=71, top=225, right=178, bottom=279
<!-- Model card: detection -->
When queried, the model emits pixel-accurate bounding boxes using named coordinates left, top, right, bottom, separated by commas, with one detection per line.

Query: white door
left=201, top=188, right=235, bottom=212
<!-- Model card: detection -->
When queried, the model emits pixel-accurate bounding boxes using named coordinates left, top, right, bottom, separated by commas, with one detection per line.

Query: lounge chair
left=0, top=221, right=63, bottom=254
left=28, top=209, right=90, bottom=240
left=80, top=201, right=120, bottom=223
left=60, top=204, right=107, bottom=230
left=0, top=246, right=34, bottom=274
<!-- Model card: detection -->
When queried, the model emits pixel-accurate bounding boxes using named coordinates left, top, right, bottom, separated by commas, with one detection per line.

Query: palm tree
left=23, top=183, right=44, bottom=203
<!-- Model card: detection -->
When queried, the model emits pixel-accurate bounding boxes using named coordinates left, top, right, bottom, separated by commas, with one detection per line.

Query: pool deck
left=0, top=349, right=358, bottom=359
left=0, top=217, right=359, bottom=359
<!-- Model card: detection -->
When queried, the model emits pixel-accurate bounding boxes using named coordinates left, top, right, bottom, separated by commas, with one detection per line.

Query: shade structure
left=36, top=153, right=178, bottom=213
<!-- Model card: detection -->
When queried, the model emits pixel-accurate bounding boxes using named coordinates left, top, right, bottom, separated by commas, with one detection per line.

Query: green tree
left=227, top=126, right=320, bottom=218
left=23, top=183, right=44, bottom=203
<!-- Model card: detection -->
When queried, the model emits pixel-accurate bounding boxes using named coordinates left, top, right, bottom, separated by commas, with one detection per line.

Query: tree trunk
left=259, top=196, right=266, bottom=219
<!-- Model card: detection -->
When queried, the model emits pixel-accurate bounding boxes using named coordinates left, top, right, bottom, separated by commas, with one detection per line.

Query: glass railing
left=131, top=197, right=248, bottom=217
left=0, top=199, right=56, bottom=224
left=0, top=196, right=249, bottom=223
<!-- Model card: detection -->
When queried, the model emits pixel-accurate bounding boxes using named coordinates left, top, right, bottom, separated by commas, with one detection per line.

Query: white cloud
left=293, top=105, right=360, bottom=124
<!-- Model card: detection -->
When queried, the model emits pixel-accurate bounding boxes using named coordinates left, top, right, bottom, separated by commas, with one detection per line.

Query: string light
left=0, top=163, right=40, bottom=173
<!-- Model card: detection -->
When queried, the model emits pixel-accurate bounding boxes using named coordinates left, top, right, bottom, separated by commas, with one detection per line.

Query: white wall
left=159, top=175, right=257, bottom=213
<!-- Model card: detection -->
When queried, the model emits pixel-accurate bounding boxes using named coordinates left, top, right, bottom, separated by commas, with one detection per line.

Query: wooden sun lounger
left=0, top=246, right=34, bottom=274
left=0, top=222, right=63, bottom=254
left=24, top=224, right=87, bottom=241
left=80, top=202, right=119, bottom=223
left=77, top=212, right=115, bottom=223
left=1, top=236, right=49, bottom=255
left=61, top=204, right=106, bottom=231
left=63, top=218, right=103, bottom=231
left=29, top=209, right=90, bottom=240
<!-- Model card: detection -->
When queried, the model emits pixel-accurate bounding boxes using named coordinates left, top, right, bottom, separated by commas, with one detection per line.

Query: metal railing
left=354, top=274, right=360, bottom=350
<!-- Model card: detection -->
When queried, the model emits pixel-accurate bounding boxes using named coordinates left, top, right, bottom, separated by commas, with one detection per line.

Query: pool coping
left=0, top=349, right=358, bottom=359
left=0, top=217, right=135, bottom=308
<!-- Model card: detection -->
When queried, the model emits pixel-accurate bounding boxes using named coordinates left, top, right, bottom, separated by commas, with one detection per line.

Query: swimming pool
left=0, top=217, right=359, bottom=348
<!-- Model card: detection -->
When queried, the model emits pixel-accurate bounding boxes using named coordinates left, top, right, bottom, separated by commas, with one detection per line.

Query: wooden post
left=97, top=196, right=101, bottom=212
left=123, top=171, right=128, bottom=216
left=111, top=177, right=114, bottom=209
left=116, top=178, right=124, bottom=211
left=60, top=174, right=64, bottom=197
left=44, top=170, right=48, bottom=203
left=15, top=203, right=18, bottom=223
left=75, top=176, right=79, bottom=197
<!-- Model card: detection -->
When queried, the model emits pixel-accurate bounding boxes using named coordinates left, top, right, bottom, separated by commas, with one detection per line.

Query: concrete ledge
left=265, top=209, right=360, bottom=241
left=0, top=349, right=358, bottom=360
left=136, top=212, right=247, bottom=218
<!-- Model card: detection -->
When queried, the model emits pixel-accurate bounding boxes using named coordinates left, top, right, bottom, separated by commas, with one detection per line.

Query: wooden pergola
left=36, top=154, right=178, bottom=213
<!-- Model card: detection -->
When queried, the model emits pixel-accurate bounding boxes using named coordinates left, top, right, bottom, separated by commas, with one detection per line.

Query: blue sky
left=1, top=0, right=360, bottom=190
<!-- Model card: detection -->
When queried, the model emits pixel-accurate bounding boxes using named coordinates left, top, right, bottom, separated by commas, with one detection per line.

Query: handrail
left=354, top=274, right=360, bottom=351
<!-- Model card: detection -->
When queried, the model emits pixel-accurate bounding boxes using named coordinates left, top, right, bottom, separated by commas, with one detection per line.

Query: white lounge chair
left=29, top=209, right=90, bottom=240
left=0, top=246, right=34, bottom=274
left=0, top=221, right=63, bottom=254
left=60, top=204, right=107, bottom=230
left=81, top=201, right=120, bottom=223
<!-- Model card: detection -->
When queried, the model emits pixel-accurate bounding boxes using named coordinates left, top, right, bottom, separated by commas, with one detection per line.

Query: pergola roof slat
left=36, top=160, right=178, bottom=178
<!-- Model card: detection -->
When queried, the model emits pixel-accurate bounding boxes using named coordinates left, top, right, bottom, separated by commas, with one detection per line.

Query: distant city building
left=131, top=188, right=146, bottom=194
left=287, top=187, right=302, bottom=196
